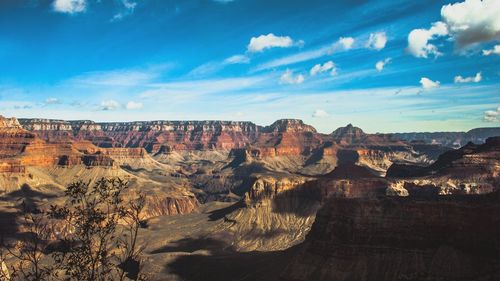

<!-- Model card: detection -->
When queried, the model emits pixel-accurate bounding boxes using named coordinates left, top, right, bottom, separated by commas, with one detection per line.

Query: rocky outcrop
left=243, top=176, right=309, bottom=204
left=281, top=192, right=500, bottom=281
left=263, top=119, right=317, bottom=133
left=331, top=124, right=365, bottom=144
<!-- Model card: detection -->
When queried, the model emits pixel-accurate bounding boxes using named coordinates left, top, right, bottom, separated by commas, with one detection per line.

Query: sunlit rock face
left=20, top=118, right=262, bottom=152
left=19, top=118, right=457, bottom=177
left=281, top=192, right=500, bottom=281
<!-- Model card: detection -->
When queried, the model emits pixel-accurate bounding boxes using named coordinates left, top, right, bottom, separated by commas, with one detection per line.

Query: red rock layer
left=0, top=116, right=118, bottom=172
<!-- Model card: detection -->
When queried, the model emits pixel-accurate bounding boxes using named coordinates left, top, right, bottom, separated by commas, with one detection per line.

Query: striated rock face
left=19, top=118, right=321, bottom=155
left=20, top=119, right=262, bottom=153
left=18, top=118, right=466, bottom=177
left=281, top=193, right=500, bottom=281
left=142, top=195, right=199, bottom=219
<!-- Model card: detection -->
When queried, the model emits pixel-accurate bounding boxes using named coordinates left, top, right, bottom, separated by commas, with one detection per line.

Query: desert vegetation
left=0, top=178, right=147, bottom=281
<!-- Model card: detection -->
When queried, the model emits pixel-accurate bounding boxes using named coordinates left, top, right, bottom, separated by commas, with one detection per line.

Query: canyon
left=1, top=115, right=499, bottom=280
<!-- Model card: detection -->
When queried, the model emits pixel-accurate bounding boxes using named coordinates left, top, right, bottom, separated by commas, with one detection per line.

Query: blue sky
left=0, top=0, right=499, bottom=133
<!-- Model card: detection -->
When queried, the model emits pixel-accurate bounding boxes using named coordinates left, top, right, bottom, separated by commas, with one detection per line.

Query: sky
left=0, top=0, right=499, bottom=133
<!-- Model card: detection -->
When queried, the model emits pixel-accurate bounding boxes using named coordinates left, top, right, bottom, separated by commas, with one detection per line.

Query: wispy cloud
left=483, top=107, right=500, bottom=122
left=375, top=58, right=391, bottom=72
left=99, top=100, right=121, bottom=111
left=68, top=67, right=161, bottom=87
left=140, top=75, right=271, bottom=100
left=126, top=101, right=143, bottom=110
left=280, top=69, right=305, bottom=84
left=310, top=61, right=336, bottom=76
left=253, top=45, right=331, bottom=72
left=111, top=0, right=138, bottom=21
left=482, top=45, right=500, bottom=56
left=189, top=55, right=250, bottom=77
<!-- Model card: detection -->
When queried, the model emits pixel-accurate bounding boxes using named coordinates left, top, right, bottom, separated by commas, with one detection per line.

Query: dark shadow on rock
left=151, top=237, right=232, bottom=254
left=270, top=183, right=322, bottom=218
left=0, top=210, right=19, bottom=236
left=324, top=163, right=381, bottom=179
left=336, top=149, right=359, bottom=165
left=165, top=237, right=299, bottom=281
left=0, top=184, right=58, bottom=200
left=303, top=147, right=327, bottom=166
left=208, top=201, right=245, bottom=221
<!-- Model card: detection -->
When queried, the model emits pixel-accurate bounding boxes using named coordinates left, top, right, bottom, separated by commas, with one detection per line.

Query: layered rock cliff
left=281, top=192, right=500, bottom=281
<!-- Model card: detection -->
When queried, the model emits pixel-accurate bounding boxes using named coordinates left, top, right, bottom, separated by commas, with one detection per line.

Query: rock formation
left=281, top=192, right=500, bottom=281
left=387, top=136, right=500, bottom=195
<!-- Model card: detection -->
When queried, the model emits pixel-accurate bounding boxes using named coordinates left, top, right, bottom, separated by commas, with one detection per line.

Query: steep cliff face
left=20, top=119, right=262, bottom=153
left=281, top=193, right=500, bottom=281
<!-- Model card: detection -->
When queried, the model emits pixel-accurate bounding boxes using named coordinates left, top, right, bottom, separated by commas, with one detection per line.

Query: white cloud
left=253, top=45, right=331, bottom=72
left=407, top=21, right=448, bottom=58
left=338, top=37, right=354, bottom=50
left=483, top=45, right=500, bottom=56
left=483, top=107, right=500, bottom=122
left=139, top=76, right=268, bottom=99
left=247, top=33, right=296, bottom=53
left=310, top=61, right=336, bottom=76
left=366, top=32, right=387, bottom=50
left=52, top=0, right=86, bottom=14
left=126, top=101, right=143, bottom=110
left=420, top=77, right=440, bottom=89
left=375, top=58, right=391, bottom=72
left=280, top=69, right=305, bottom=85
left=99, top=100, right=121, bottom=111
left=312, top=109, right=329, bottom=118
left=454, top=72, right=482, bottom=83
left=71, top=69, right=157, bottom=87
left=45, top=97, right=61, bottom=104
left=441, top=0, right=500, bottom=48
left=224, top=55, right=250, bottom=64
